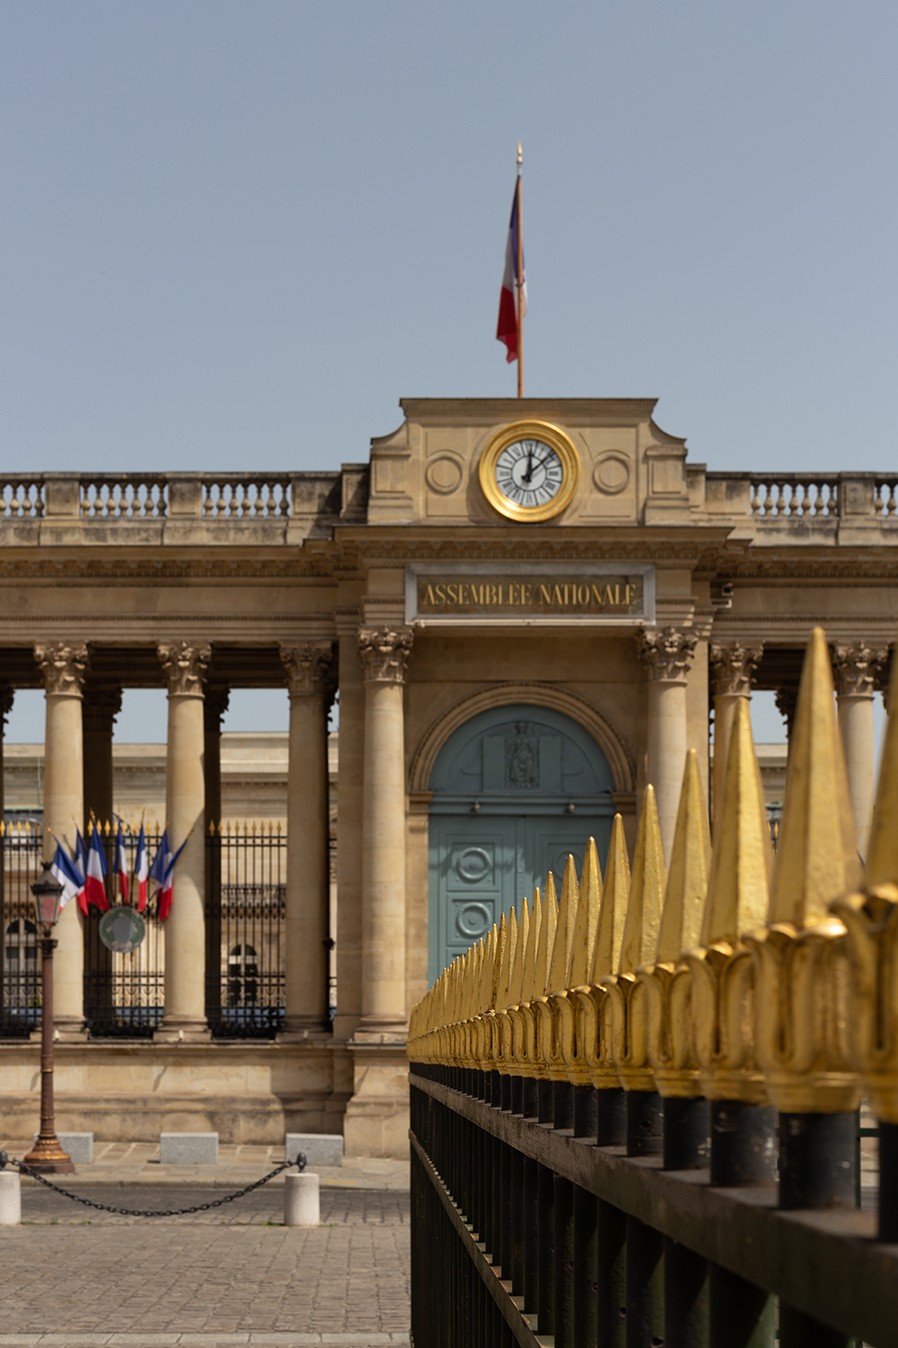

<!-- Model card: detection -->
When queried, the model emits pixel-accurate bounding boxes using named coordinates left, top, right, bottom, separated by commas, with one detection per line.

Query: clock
left=478, top=420, right=580, bottom=521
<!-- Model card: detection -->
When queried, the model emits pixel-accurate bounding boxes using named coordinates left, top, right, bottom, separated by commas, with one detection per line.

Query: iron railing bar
left=410, top=1129, right=550, bottom=1348
left=411, top=1078, right=896, bottom=1347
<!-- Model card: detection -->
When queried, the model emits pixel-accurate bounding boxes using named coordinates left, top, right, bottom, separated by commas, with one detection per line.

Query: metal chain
left=5, top=1153, right=306, bottom=1218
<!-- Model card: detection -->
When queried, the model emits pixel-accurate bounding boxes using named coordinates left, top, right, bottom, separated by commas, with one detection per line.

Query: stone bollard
left=0, top=1154, right=21, bottom=1227
left=284, top=1171, right=319, bottom=1227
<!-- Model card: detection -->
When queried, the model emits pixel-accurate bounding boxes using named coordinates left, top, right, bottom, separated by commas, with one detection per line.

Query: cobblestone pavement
left=0, top=1178, right=410, bottom=1348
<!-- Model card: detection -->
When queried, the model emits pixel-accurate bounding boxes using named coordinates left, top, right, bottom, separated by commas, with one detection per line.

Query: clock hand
left=523, top=449, right=534, bottom=483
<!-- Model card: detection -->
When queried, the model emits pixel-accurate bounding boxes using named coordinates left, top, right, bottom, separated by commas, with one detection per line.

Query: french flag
left=149, top=829, right=187, bottom=923
left=113, top=821, right=129, bottom=903
left=49, top=839, right=84, bottom=912
left=496, top=182, right=526, bottom=363
left=84, top=823, right=110, bottom=912
left=133, top=824, right=149, bottom=914
left=74, top=828, right=89, bottom=917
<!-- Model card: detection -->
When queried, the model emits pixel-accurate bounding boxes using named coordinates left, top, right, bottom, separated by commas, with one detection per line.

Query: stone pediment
left=366, top=397, right=690, bottom=527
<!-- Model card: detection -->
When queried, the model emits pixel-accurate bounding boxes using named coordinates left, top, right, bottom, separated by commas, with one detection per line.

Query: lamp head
left=31, top=864, right=64, bottom=931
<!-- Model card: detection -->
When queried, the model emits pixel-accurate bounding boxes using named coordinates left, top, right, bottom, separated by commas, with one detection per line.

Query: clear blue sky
left=2, top=1, right=894, bottom=743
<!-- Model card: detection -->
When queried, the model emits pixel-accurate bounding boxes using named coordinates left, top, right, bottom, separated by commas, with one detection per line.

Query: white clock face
left=494, top=438, right=565, bottom=510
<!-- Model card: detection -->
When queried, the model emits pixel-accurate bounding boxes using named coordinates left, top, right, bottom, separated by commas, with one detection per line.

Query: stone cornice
left=398, top=397, right=660, bottom=421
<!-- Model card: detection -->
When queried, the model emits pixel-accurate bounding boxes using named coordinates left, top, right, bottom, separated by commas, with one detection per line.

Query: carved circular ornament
left=592, top=451, right=631, bottom=496
left=98, top=905, right=147, bottom=954
left=478, top=420, right=580, bottom=522
left=425, top=453, right=464, bottom=496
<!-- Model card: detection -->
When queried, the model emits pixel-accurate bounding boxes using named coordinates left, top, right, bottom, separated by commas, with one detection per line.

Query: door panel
left=430, top=819, right=517, bottom=978
left=428, top=813, right=613, bottom=981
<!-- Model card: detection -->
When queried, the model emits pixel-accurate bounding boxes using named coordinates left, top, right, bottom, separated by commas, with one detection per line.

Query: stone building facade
left=0, top=398, right=892, bottom=1156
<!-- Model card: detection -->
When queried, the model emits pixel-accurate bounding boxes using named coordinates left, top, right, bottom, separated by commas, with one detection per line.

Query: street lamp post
left=21, top=866, right=74, bottom=1174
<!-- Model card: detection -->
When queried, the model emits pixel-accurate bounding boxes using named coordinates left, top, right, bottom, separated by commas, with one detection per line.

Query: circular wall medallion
left=593, top=451, right=631, bottom=496
left=478, top=420, right=580, bottom=522
left=98, top=905, right=147, bottom=954
left=456, top=902, right=492, bottom=941
left=425, top=453, right=464, bottom=496
left=455, top=847, right=492, bottom=884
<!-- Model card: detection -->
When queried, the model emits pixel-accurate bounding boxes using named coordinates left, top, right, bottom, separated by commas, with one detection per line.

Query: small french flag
left=133, top=824, right=149, bottom=914
left=496, top=181, right=526, bottom=364
left=113, top=821, right=129, bottom=903
left=149, top=828, right=187, bottom=923
left=84, top=823, right=110, bottom=912
left=74, top=828, right=88, bottom=916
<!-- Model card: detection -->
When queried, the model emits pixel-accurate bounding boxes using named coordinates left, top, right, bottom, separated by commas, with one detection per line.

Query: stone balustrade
left=4, top=467, right=898, bottom=541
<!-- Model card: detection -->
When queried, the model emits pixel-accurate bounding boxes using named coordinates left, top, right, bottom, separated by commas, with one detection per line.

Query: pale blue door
left=428, top=705, right=615, bottom=981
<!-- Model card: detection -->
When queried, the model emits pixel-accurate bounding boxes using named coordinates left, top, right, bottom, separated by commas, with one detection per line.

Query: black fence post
left=777, top=1110, right=857, bottom=1348
left=708, top=1098, right=776, bottom=1348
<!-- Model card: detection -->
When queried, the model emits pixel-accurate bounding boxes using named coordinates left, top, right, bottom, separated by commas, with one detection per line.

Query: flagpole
left=515, top=143, right=524, bottom=399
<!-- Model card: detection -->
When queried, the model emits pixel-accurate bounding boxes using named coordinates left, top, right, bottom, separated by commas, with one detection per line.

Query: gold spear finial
left=656, top=751, right=710, bottom=962
left=497, top=906, right=518, bottom=1011
left=520, top=888, right=542, bottom=1004
left=569, top=838, right=602, bottom=986
left=548, top=855, right=579, bottom=992
left=619, top=786, right=666, bottom=973
left=592, top=814, right=630, bottom=980
left=517, top=142, right=523, bottom=169
left=768, top=628, right=860, bottom=924
left=700, top=698, right=771, bottom=946
left=510, top=895, right=531, bottom=1006
left=536, top=873, right=559, bottom=997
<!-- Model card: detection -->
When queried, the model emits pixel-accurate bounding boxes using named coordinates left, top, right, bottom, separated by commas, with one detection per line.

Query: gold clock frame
left=478, top=420, right=580, bottom=522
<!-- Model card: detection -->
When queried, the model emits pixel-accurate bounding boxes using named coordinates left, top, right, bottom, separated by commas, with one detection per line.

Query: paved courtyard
left=0, top=1158, right=410, bottom=1348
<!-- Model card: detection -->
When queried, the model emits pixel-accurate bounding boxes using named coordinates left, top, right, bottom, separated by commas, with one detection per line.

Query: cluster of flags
left=49, top=823, right=186, bottom=922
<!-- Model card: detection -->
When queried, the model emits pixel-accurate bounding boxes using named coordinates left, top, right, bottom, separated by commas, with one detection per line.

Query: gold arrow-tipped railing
left=409, top=625, right=898, bottom=1348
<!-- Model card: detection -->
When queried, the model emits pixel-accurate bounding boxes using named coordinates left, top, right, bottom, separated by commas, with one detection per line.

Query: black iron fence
left=205, top=822, right=286, bottom=1038
left=1, top=819, right=286, bottom=1039
left=0, top=819, right=42, bottom=1037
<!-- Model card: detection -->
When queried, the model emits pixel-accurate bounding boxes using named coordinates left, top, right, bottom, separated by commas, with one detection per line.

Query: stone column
left=82, top=686, right=122, bottom=827
left=638, top=626, right=697, bottom=861
left=0, top=685, right=13, bottom=914
left=81, top=684, right=122, bottom=1020
left=280, top=642, right=336, bottom=1034
left=356, top=625, right=413, bottom=1038
left=775, top=686, right=798, bottom=744
left=35, top=642, right=89, bottom=1034
left=157, top=641, right=210, bottom=1041
left=710, top=643, right=762, bottom=828
left=832, top=642, right=887, bottom=854
left=203, top=685, right=229, bottom=1024
left=203, top=686, right=229, bottom=833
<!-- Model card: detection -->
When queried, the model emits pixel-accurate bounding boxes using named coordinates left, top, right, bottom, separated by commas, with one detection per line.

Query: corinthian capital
left=637, top=627, right=697, bottom=684
left=281, top=642, right=337, bottom=700
left=35, top=642, right=90, bottom=696
left=358, top=626, right=414, bottom=684
left=710, top=642, right=763, bottom=698
left=831, top=642, right=889, bottom=699
left=158, top=641, right=211, bottom=696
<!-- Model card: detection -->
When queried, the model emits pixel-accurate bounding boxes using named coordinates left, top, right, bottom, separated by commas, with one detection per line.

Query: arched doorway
left=427, top=703, right=615, bottom=980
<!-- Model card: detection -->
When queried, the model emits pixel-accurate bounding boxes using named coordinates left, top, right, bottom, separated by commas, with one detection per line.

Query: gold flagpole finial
left=517, top=142, right=523, bottom=170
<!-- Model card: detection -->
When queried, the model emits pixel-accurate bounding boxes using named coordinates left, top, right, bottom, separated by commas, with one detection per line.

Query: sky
left=2, top=1, right=896, bottom=743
